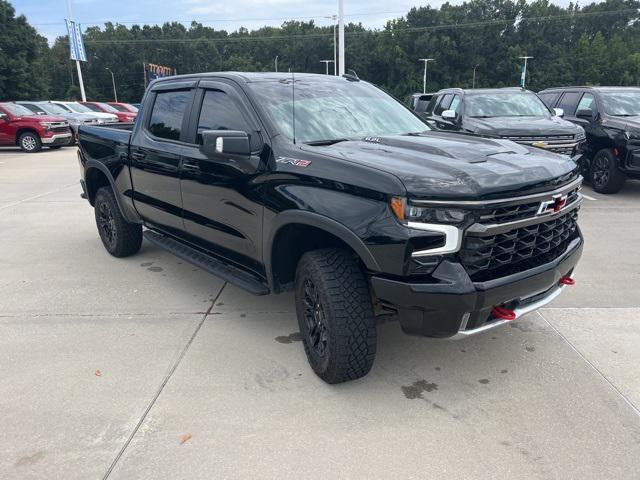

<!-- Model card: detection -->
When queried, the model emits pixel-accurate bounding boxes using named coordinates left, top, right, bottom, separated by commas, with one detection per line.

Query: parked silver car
left=51, top=101, right=118, bottom=124
left=16, top=101, right=102, bottom=138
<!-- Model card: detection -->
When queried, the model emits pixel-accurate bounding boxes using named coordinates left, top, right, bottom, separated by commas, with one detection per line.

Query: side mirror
left=553, top=108, right=564, bottom=117
left=441, top=109, right=457, bottom=121
left=0, top=113, right=8, bottom=121
left=200, top=130, right=259, bottom=173
left=576, top=109, right=593, bottom=120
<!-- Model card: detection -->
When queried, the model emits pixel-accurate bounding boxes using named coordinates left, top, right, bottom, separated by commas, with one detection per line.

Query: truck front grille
left=459, top=209, right=579, bottom=281
left=475, top=186, right=580, bottom=224
left=502, top=134, right=580, bottom=155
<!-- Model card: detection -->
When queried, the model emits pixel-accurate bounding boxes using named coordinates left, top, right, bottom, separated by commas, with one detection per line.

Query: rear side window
left=148, top=90, right=192, bottom=141
left=557, top=92, right=582, bottom=116
left=538, top=92, right=560, bottom=108
left=425, top=95, right=439, bottom=115
left=197, top=89, right=259, bottom=149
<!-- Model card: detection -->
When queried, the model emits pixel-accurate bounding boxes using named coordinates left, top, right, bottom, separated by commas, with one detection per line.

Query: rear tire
left=94, top=187, right=142, bottom=257
left=294, top=248, right=377, bottom=384
left=590, top=149, right=626, bottom=194
left=18, top=132, right=41, bottom=153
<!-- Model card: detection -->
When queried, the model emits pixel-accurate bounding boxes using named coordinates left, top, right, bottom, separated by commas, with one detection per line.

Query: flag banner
left=65, top=19, right=87, bottom=62
left=144, top=63, right=177, bottom=86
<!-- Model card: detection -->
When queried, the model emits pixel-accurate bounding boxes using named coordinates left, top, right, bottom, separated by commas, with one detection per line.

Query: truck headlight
left=390, top=197, right=469, bottom=256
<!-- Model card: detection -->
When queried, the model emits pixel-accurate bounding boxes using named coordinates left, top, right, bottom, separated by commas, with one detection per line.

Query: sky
left=13, top=0, right=573, bottom=44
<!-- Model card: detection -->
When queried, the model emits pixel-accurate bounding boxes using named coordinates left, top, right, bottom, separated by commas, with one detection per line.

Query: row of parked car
left=407, top=86, right=640, bottom=194
left=0, top=101, right=138, bottom=153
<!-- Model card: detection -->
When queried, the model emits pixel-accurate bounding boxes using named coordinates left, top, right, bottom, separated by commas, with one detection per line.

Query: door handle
left=182, top=161, right=199, bottom=171
left=130, top=151, right=146, bottom=161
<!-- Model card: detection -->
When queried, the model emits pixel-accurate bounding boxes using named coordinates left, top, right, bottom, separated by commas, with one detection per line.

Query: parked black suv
left=78, top=73, right=583, bottom=383
left=404, top=93, right=435, bottom=116
left=421, top=87, right=585, bottom=156
left=539, top=86, right=640, bottom=193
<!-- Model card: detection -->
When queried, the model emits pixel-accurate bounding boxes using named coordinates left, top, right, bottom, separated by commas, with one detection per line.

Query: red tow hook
left=492, top=306, right=517, bottom=321
left=559, top=276, right=575, bottom=286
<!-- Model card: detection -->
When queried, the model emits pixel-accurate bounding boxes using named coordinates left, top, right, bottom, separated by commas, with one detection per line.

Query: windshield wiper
left=304, top=138, right=350, bottom=146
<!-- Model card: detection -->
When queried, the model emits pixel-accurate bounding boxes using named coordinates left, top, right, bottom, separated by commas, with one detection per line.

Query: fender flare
left=264, top=210, right=381, bottom=287
left=85, top=160, right=141, bottom=224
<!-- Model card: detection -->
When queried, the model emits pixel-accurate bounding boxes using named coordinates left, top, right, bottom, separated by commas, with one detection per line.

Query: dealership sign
left=65, top=20, right=87, bottom=62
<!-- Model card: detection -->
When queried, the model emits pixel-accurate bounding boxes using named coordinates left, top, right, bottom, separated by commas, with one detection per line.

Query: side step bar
left=143, top=230, right=270, bottom=296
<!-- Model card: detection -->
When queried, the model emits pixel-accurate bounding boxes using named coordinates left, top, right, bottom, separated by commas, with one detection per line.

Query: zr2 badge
left=276, top=157, right=312, bottom=168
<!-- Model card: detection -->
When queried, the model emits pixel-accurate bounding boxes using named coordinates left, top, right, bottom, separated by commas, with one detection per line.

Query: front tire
left=94, top=187, right=142, bottom=257
left=294, top=249, right=377, bottom=384
left=18, top=132, right=41, bottom=153
left=590, top=149, right=626, bottom=194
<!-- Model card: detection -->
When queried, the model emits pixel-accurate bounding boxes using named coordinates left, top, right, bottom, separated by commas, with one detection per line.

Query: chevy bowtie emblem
left=532, top=141, right=548, bottom=148
left=537, top=194, right=568, bottom=215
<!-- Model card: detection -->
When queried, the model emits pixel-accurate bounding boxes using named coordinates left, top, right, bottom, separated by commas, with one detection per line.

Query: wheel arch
left=264, top=211, right=381, bottom=293
left=15, top=128, right=40, bottom=145
left=84, top=160, right=141, bottom=223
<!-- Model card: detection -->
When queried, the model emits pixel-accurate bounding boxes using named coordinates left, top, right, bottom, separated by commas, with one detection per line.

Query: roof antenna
left=291, top=71, right=296, bottom=145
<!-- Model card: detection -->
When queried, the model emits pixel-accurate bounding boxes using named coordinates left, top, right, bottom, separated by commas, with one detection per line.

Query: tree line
left=2, top=0, right=640, bottom=103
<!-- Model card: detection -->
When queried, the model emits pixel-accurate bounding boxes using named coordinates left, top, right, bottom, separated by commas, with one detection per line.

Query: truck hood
left=14, top=115, right=67, bottom=123
left=463, top=116, right=582, bottom=137
left=302, top=131, right=579, bottom=200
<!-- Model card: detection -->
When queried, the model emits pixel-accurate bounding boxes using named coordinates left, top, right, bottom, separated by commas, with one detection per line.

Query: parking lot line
left=581, top=193, right=597, bottom=201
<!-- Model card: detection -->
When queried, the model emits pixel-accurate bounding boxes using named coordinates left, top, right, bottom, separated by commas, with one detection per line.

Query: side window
left=148, top=89, right=192, bottom=141
left=197, top=89, right=259, bottom=150
left=557, top=92, right=582, bottom=116
left=577, top=93, right=597, bottom=114
left=449, top=95, right=461, bottom=113
left=538, top=92, right=560, bottom=108
left=425, top=95, right=440, bottom=115
left=434, top=94, right=453, bottom=116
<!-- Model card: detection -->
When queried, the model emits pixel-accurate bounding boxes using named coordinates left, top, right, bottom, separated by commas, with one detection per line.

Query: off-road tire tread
left=95, top=186, right=142, bottom=257
left=295, top=248, right=377, bottom=384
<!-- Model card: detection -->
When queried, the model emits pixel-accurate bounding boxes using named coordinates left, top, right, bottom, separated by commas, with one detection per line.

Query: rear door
left=179, top=80, right=266, bottom=274
left=0, top=106, right=14, bottom=144
left=129, top=81, right=196, bottom=233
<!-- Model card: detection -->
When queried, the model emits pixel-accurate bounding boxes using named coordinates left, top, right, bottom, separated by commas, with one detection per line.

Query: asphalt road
left=1, top=147, right=639, bottom=480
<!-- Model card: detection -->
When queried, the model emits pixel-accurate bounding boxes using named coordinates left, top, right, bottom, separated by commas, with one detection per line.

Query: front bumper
left=41, top=133, right=72, bottom=145
left=371, top=235, right=583, bottom=338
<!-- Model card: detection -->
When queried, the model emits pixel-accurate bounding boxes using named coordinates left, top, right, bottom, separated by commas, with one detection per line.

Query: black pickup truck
left=539, top=86, right=640, bottom=193
left=78, top=72, right=583, bottom=384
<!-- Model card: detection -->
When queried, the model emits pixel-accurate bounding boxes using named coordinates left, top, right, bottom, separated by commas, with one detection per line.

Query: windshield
left=40, top=103, right=69, bottom=115
left=466, top=93, right=550, bottom=117
left=601, top=91, right=640, bottom=116
left=248, top=78, right=428, bottom=143
left=66, top=102, right=93, bottom=113
left=1, top=103, right=36, bottom=116
left=109, top=103, right=136, bottom=112
left=82, top=103, right=104, bottom=112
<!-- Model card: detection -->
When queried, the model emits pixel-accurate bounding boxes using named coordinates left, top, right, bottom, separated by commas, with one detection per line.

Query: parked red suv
left=81, top=102, right=136, bottom=122
left=0, top=103, right=72, bottom=152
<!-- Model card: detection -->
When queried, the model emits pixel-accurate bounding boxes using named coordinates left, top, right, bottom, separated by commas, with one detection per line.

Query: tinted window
left=558, top=92, right=582, bottom=115
left=148, top=90, right=191, bottom=141
left=197, top=90, right=251, bottom=143
left=434, top=94, right=453, bottom=115
left=538, top=92, right=560, bottom=108
left=20, top=103, right=44, bottom=114
left=425, top=95, right=440, bottom=115
left=414, top=95, right=433, bottom=113
left=577, top=93, right=597, bottom=113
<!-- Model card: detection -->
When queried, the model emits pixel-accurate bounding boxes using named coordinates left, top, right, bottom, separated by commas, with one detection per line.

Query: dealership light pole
left=275, top=55, right=279, bottom=72
left=320, top=60, right=334, bottom=75
left=66, top=0, right=86, bottom=101
left=105, top=67, right=117, bottom=102
left=325, top=15, right=338, bottom=75
left=419, top=58, right=434, bottom=94
left=338, top=0, right=345, bottom=76
left=472, top=64, right=479, bottom=89
left=519, top=56, right=533, bottom=88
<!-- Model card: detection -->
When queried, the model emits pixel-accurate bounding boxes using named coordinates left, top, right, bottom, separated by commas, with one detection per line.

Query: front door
left=179, top=81, right=266, bottom=275
left=129, top=83, right=196, bottom=234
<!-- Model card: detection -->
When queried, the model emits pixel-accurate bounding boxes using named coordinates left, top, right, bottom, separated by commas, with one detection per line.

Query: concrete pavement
left=1, top=147, right=639, bottom=479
